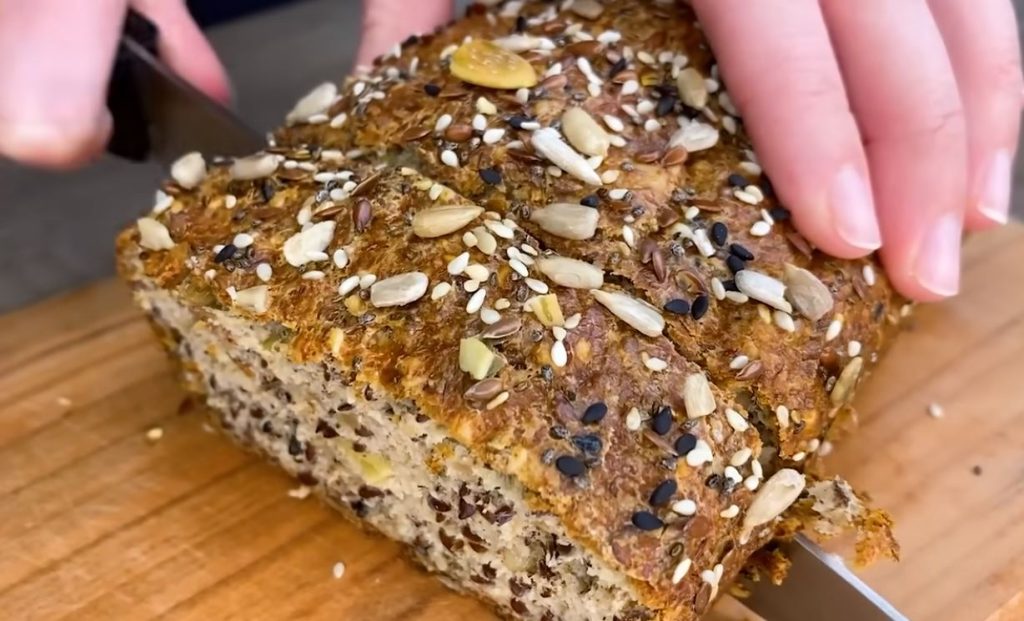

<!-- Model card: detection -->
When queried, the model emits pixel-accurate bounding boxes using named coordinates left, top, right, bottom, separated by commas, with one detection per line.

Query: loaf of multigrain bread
left=117, top=1, right=902, bottom=618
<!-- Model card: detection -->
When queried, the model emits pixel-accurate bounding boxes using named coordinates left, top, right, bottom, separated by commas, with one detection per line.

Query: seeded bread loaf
left=116, top=1, right=903, bottom=618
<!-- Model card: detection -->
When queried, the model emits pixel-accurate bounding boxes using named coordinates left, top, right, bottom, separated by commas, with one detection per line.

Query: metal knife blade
left=741, top=535, right=908, bottom=621
left=106, top=9, right=264, bottom=167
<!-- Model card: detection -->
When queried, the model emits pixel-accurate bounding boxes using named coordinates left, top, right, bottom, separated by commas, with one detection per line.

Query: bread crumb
left=288, top=485, right=312, bottom=500
left=927, top=403, right=944, bottom=419
left=56, top=396, right=72, bottom=408
left=145, top=427, right=164, bottom=442
left=332, top=561, right=346, bottom=579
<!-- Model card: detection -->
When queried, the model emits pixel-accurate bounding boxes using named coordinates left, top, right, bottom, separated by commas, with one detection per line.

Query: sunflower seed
left=735, top=269, right=793, bottom=313
left=675, top=67, right=708, bottom=109
left=590, top=289, right=664, bottom=337
left=740, top=469, right=805, bottom=543
left=286, top=82, right=337, bottom=124
left=683, top=373, right=716, bottom=418
left=783, top=264, right=834, bottom=320
left=561, top=107, right=610, bottom=157
left=536, top=256, right=605, bottom=289
left=530, top=127, right=603, bottom=185
left=530, top=203, right=600, bottom=240
left=170, top=152, right=206, bottom=189
left=830, top=356, right=864, bottom=405
left=370, top=272, right=429, bottom=307
left=230, top=154, right=278, bottom=180
left=413, top=205, right=484, bottom=238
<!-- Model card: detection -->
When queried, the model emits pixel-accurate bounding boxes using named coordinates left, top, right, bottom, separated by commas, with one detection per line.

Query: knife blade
left=741, top=535, right=908, bottom=621
left=106, top=9, right=265, bottom=167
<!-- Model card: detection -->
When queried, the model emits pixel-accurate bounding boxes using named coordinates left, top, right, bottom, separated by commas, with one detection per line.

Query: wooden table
left=2, top=226, right=1022, bottom=621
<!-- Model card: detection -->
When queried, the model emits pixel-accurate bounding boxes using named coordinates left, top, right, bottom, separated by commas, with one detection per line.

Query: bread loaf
left=117, top=1, right=902, bottom=618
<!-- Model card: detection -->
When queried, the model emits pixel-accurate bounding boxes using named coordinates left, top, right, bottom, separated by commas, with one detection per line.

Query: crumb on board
left=927, top=402, right=944, bottom=418
left=332, top=561, right=346, bottom=579
left=56, top=396, right=72, bottom=408
left=971, top=465, right=983, bottom=476
left=288, top=485, right=312, bottom=500
left=145, top=427, right=164, bottom=442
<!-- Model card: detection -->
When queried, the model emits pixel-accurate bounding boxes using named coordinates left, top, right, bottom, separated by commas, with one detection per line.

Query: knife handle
left=106, top=9, right=160, bottom=162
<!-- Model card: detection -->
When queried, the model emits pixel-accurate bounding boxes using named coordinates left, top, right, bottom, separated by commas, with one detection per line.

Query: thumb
left=357, top=0, right=453, bottom=68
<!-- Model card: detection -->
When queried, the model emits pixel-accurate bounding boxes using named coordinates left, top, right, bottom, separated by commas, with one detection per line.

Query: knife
left=741, top=534, right=909, bottom=621
left=106, top=9, right=265, bottom=167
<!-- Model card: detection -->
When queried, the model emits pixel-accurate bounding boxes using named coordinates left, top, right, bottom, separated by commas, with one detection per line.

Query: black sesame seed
left=580, top=194, right=600, bottom=208
left=479, top=167, right=502, bottom=186
left=664, top=298, right=691, bottom=315
left=770, top=206, right=790, bottom=221
left=727, top=173, right=749, bottom=188
left=705, top=473, right=724, bottom=489
left=572, top=434, right=603, bottom=455
left=260, top=179, right=276, bottom=202
left=288, top=436, right=302, bottom=456
left=729, top=243, right=755, bottom=261
left=402, top=34, right=420, bottom=47
left=656, top=94, right=677, bottom=117
left=214, top=244, right=237, bottom=263
left=652, top=406, right=672, bottom=436
left=649, top=480, right=678, bottom=507
left=710, top=222, right=728, bottom=247
left=424, top=83, right=441, bottom=97
left=674, top=433, right=698, bottom=456
left=631, top=511, right=664, bottom=531
left=515, top=15, right=527, bottom=33
left=691, top=294, right=710, bottom=320
left=555, top=455, right=586, bottom=477
left=722, top=279, right=738, bottom=292
left=582, top=402, right=608, bottom=424
left=726, top=255, right=746, bottom=274
left=761, top=178, right=777, bottom=199
left=508, top=115, right=534, bottom=130
left=609, top=57, right=628, bottom=78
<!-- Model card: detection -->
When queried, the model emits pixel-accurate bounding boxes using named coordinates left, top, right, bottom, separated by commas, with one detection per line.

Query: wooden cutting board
left=1, top=225, right=1022, bottom=621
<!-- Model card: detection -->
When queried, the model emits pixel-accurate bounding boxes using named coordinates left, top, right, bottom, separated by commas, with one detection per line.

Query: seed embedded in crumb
left=927, top=402, right=944, bottom=418
left=145, top=427, right=163, bottom=443
left=332, top=561, right=346, bottom=579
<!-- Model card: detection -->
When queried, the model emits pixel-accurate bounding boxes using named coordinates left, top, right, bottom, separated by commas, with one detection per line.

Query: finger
left=929, top=0, right=1023, bottom=229
left=0, top=0, right=126, bottom=168
left=357, top=0, right=453, bottom=68
left=822, top=0, right=968, bottom=300
left=692, top=0, right=881, bottom=260
left=131, top=0, right=232, bottom=104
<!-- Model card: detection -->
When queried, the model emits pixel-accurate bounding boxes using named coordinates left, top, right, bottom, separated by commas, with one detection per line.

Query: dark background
left=0, top=0, right=1020, bottom=313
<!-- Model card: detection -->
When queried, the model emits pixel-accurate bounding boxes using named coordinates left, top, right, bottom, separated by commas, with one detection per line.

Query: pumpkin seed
left=675, top=68, right=708, bottom=109
left=170, top=151, right=206, bottom=189
left=683, top=373, right=716, bottom=418
left=136, top=217, right=175, bottom=250
left=459, top=337, right=496, bottom=380
left=740, top=469, right=806, bottom=543
left=590, top=289, right=665, bottom=337
left=531, top=294, right=565, bottom=327
left=783, top=264, right=834, bottom=321
left=530, top=203, right=600, bottom=240
left=830, top=356, right=864, bottom=405
left=530, top=127, right=603, bottom=185
left=561, top=107, right=610, bottom=157
left=369, top=272, right=429, bottom=307
left=230, top=154, right=279, bottom=180
left=412, top=205, right=484, bottom=238
left=735, top=269, right=793, bottom=313
left=449, top=40, right=537, bottom=89
left=536, top=256, right=605, bottom=289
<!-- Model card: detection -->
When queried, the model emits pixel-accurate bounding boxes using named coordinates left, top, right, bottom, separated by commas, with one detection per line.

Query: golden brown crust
left=117, top=1, right=905, bottom=618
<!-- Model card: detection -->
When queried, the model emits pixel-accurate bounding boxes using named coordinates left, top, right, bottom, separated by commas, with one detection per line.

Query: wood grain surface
left=1, top=226, right=1022, bottom=621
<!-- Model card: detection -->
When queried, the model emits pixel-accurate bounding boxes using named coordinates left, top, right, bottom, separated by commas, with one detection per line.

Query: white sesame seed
left=672, top=558, right=692, bottom=585
left=332, top=561, right=346, bottom=579
left=330, top=113, right=347, bottom=128
left=476, top=96, right=497, bottom=115
left=644, top=356, right=668, bottom=372
left=525, top=278, right=549, bottom=294
left=643, top=118, right=661, bottom=132
left=625, top=407, right=642, bottom=431
left=672, top=499, right=697, bottom=516
left=467, top=288, right=486, bottom=314
left=757, top=305, right=772, bottom=324
left=472, top=113, right=487, bottom=131
left=684, top=206, right=700, bottom=220
left=256, top=263, right=272, bottom=282
left=464, top=263, right=490, bottom=281
left=551, top=326, right=567, bottom=341
left=564, top=313, right=582, bottom=329
left=621, top=79, right=639, bottom=95
left=434, top=114, right=452, bottom=133
left=587, top=82, right=602, bottom=98
left=751, top=459, right=764, bottom=479
left=440, top=149, right=459, bottom=168
left=545, top=62, right=563, bottom=77
left=551, top=339, right=568, bottom=367
left=730, top=447, right=752, bottom=467
left=485, top=219, right=515, bottom=239
left=520, top=120, right=541, bottom=131
left=608, top=134, right=627, bottom=147
left=738, top=161, right=762, bottom=176
left=750, top=221, right=772, bottom=237
left=818, top=441, right=834, bottom=456
left=359, top=273, right=377, bottom=289
left=447, top=252, right=470, bottom=275
left=724, top=466, right=743, bottom=485
left=847, top=340, right=862, bottom=357
left=734, top=189, right=759, bottom=205
left=729, top=354, right=749, bottom=370
left=510, top=258, right=529, bottom=277
left=746, top=185, right=765, bottom=203
left=480, top=307, right=501, bottom=324
left=600, top=169, right=621, bottom=184
left=495, top=298, right=511, bottom=310
left=302, top=270, right=325, bottom=281
left=722, top=116, right=737, bottom=135
left=775, top=405, right=791, bottom=429
left=464, top=279, right=480, bottom=293
left=774, top=310, right=796, bottom=332
left=146, top=426, right=164, bottom=442
left=928, top=402, right=945, bottom=418
left=744, top=476, right=760, bottom=491
left=486, top=391, right=510, bottom=410
left=825, top=317, right=843, bottom=342
left=339, top=275, right=360, bottom=296
left=863, top=264, right=877, bottom=286
left=232, top=233, right=254, bottom=248
left=792, top=451, right=807, bottom=462
left=597, top=30, right=622, bottom=44
left=515, top=88, right=530, bottom=104
left=608, top=188, right=629, bottom=200
left=636, top=100, right=655, bottom=115
left=725, top=407, right=749, bottom=432
left=520, top=243, right=538, bottom=256
left=622, top=225, right=636, bottom=248
left=431, top=282, right=452, bottom=300
left=546, top=165, right=563, bottom=178
left=760, top=208, right=775, bottom=225
left=720, top=505, right=740, bottom=519
left=482, top=128, right=506, bottom=144
left=463, top=231, right=478, bottom=247
left=602, top=114, right=625, bottom=133
left=637, top=50, right=656, bottom=65
left=332, top=248, right=349, bottom=269
left=711, top=277, right=726, bottom=300
left=224, top=194, right=237, bottom=209
left=621, top=103, right=640, bottom=120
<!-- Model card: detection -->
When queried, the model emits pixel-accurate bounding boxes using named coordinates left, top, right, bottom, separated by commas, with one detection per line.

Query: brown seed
left=693, top=583, right=713, bottom=614
left=540, top=20, right=566, bottom=35
left=661, top=145, right=688, bottom=167
left=540, top=73, right=568, bottom=91
left=652, top=247, right=667, bottom=282
left=683, top=515, right=713, bottom=542
left=611, top=70, right=637, bottom=85
left=354, top=198, right=372, bottom=232
left=566, top=40, right=601, bottom=56
left=785, top=231, right=814, bottom=258
left=439, top=84, right=468, bottom=99
left=401, top=125, right=431, bottom=142
left=657, top=208, right=680, bottom=227
left=736, top=359, right=763, bottom=381
left=465, top=378, right=504, bottom=402
left=277, top=168, right=308, bottom=181
left=445, top=124, right=473, bottom=142
left=480, top=316, right=522, bottom=339
left=351, top=171, right=383, bottom=198
left=507, top=149, right=544, bottom=164
left=636, top=149, right=662, bottom=164
left=640, top=238, right=658, bottom=264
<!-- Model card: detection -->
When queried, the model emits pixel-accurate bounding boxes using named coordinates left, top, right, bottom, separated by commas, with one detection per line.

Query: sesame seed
left=302, top=270, right=325, bottom=281
left=652, top=406, right=672, bottom=435
left=552, top=326, right=567, bottom=341
left=332, top=248, right=349, bottom=269
left=480, top=308, right=501, bottom=324
left=750, top=221, right=772, bottom=237
left=725, top=408, right=749, bottom=432
left=466, top=289, right=486, bottom=314
left=476, top=96, right=497, bottom=115
left=582, top=402, right=608, bottom=424
left=848, top=340, right=862, bottom=357
left=672, top=558, right=693, bottom=584
left=608, top=188, right=630, bottom=200
left=671, top=499, right=697, bottom=516
left=863, top=264, right=877, bottom=286
left=650, top=480, right=677, bottom=506
left=525, top=278, right=549, bottom=294
left=636, top=100, right=655, bottom=115
left=734, top=189, right=759, bottom=204
left=431, top=282, right=452, bottom=300
left=720, top=505, right=740, bottom=519
left=751, top=459, right=764, bottom=479
left=825, top=316, right=843, bottom=341
left=625, top=407, right=642, bottom=431
left=428, top=184, right=444, bottom=201
left=644, top=356, right=668, bottom=372
left=440, top=149, right=460, bottom=168
left=551, top=339, right=568, bottom=367
left=602, top=114, right=625, bottom=133
left=674, top=433, right=697, bottom=456
left=664, top=298, right=690, bottom=315
left=792, top=452, right=807, bottom=462
left=434, top=114, right=452, bottom=132
left=730, top=447, right=752, bottom=466
left=622, top=225, right=636, bottom=248
left=515, top=88, right=530, bottom=104
left=928, top=402, right=944, bottom=418
left=555, top=455, right=586, bottom=477
left=621, top=79, right=639, bottom=95
left=601, top=169, right=621, bottom=184
left=448, top=252, right=470, bottom=275
left=486, top=220, right=516, bottom=239
left=339, top=276, right=360, bottom=296
left=744, top=476, right=760, bottom=491
left=564, top=313, right=582, bottom=329
left=729, top=355, right=749, bottom=370
left=775, top=405, right=791, bottom=429
left=145, top=427, right=163, bottom=442
left=483, top=128, right=506, bottom=144
left=643, top=118, right=661, bottom=132
left=631, top=511, right=663, bottom=531
left=472, top=114, right=487, bottom=131
left=691, top=294, right=709, bottom=320
left=772, top=309, right=796, bottom=332
left=684, top=205, right=700, bottom=220
left=486, top=391, right=510, bottom=410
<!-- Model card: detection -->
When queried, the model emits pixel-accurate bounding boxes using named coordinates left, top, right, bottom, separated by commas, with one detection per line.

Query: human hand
left=355, top=0, right=453, bottom=68
left=691, top=0, right=1022, bottom=300
left=0, top=0, right=230, bottom=168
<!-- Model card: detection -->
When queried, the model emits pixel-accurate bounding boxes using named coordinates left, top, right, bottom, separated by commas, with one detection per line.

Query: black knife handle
left=106, top=9, right=159, bottom=161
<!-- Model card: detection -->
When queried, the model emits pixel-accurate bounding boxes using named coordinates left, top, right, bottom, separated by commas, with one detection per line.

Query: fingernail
left=830, top=165, right=882, bottom=251
left=976, top=149, right=1011, bottom=225
left=914, top=212, right=962, bottom=297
